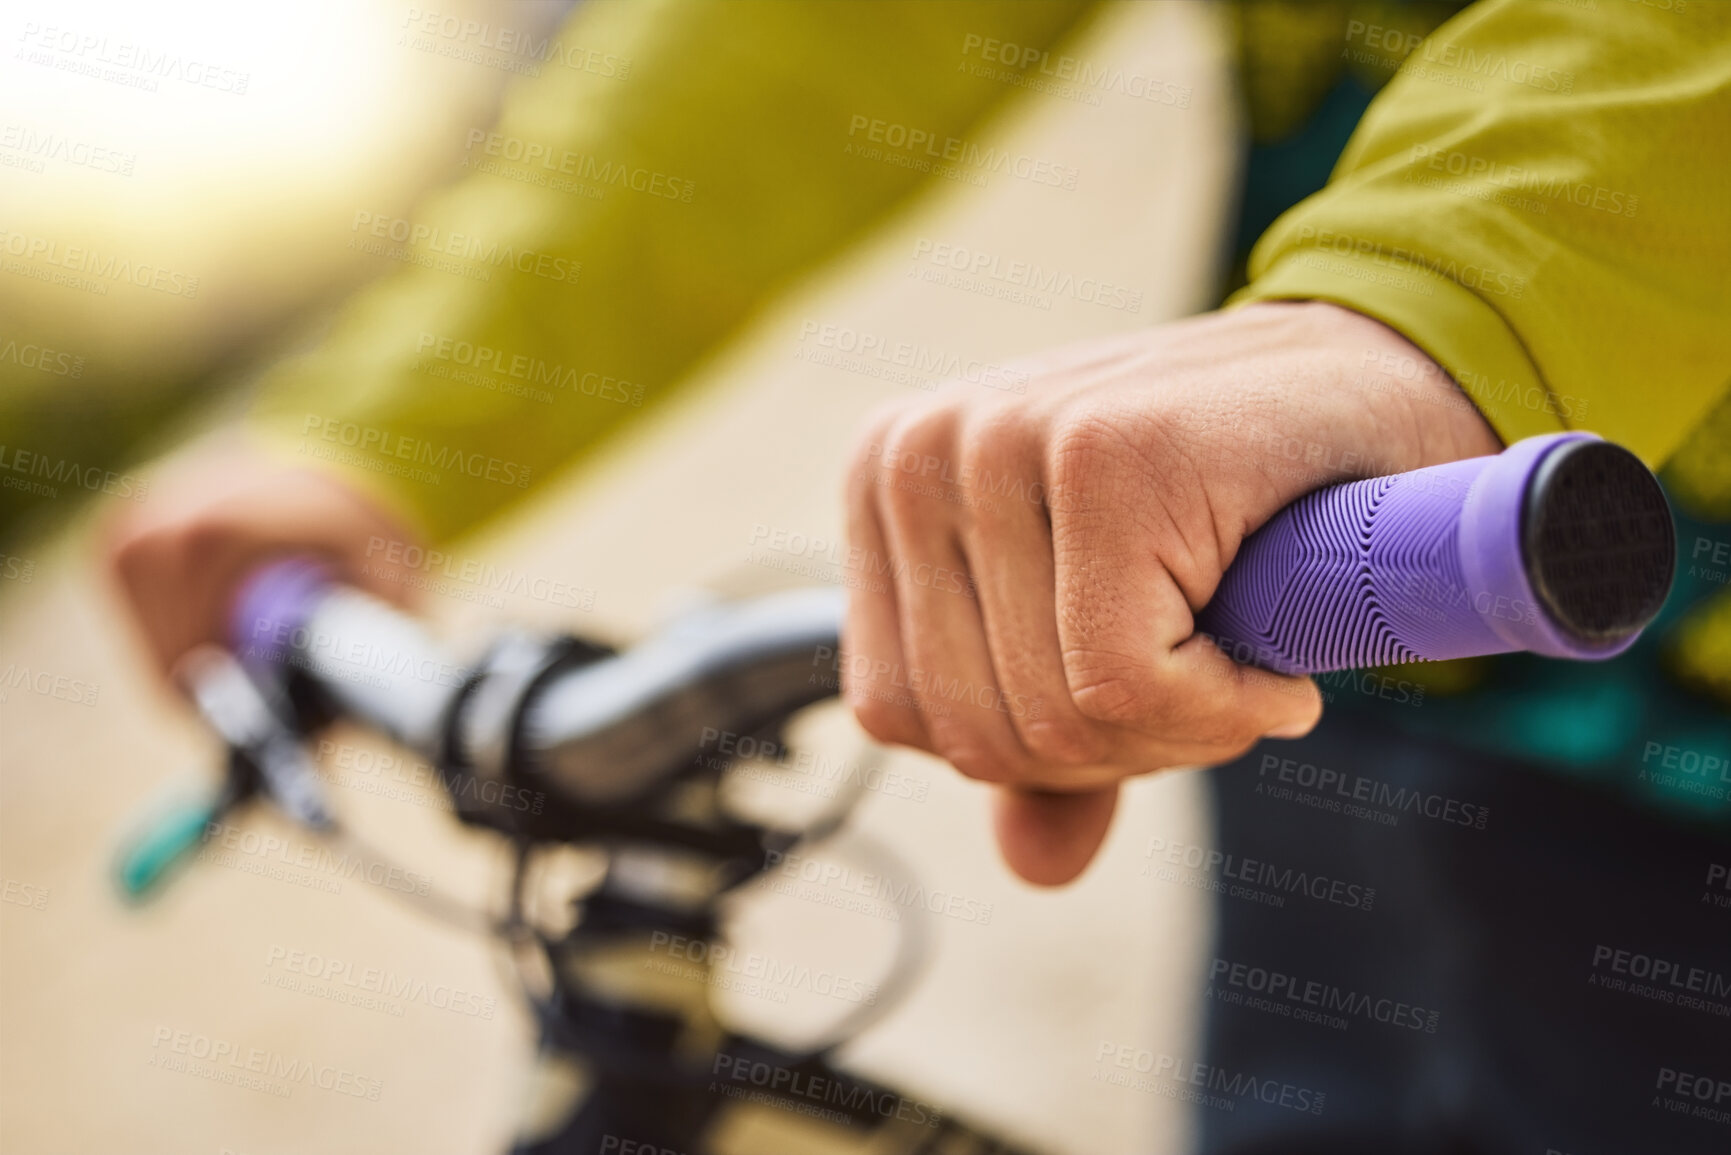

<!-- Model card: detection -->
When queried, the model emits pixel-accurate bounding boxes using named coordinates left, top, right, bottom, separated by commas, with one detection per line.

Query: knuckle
left=850, top=694, right=923, bottom=750
left=107, top=524, right=157, bottom=580
left=115, top=518, right=203, bottom=586
left=876, top=411, right=953, bottom=492
left=879, top=465, right=930, bottom=522
left=955, top=408, right=1021, bottom=476
left=178, top=517, right=236, bottom=571
left=1064, top=656, right=1157, bottom=729
left=843, top=459, right=877, bottom=519
left=1070, top=681, right=1147, bottom=729
left=936, top=745, right=1016, bottom=785
left=1017, top=716, right=1107, bottom=767
left=1047, top=413, right=1116, bottom=480
left=954, top=436, right=992, bottom=502
left=927, top=719, right=1024, bottom=785
left=883, top=407, right=944, bottom=452
left=1187, top=705, right=1265, bottom=753
left=846, top=412, right=899, bottom=478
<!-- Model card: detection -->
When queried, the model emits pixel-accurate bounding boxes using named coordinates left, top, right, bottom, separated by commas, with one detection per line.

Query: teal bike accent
left=115, top=790, right=223, bottom=900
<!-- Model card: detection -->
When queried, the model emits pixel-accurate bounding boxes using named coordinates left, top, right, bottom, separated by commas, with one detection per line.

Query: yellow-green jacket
left=252, top=1, right=1731, bottom=769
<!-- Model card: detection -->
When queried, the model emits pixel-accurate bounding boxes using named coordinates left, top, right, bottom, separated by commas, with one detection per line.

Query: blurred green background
left=0, top=0, right=569, bottom=545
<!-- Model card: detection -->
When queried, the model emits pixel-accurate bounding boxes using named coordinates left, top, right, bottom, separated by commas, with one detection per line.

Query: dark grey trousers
left=1198, top=713, right=1730, bottom=1155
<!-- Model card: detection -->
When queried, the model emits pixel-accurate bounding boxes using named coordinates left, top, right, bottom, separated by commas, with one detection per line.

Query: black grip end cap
left=1522, top=439, right=1676, bottom=645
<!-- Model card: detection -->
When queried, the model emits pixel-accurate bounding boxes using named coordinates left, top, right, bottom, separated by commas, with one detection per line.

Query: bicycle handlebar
left=228, top=432, right=1674, bottom=812
left=232, top=564, right=845, bottom=813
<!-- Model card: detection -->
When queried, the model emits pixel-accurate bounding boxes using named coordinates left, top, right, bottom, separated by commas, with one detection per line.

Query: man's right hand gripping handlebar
left=838, top=302, right=1669, bottom=888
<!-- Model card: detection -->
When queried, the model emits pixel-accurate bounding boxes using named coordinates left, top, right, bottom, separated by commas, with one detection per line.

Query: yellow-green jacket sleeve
left=251, top=0, right=1096, bottom=542
left=1232, top=0, right=1731, bottom=465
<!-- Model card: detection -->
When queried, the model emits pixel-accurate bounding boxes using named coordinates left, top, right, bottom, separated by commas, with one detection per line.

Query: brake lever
left=114, top=647, right=334, bottom=900
left=178, top=646, right=335, bottom=831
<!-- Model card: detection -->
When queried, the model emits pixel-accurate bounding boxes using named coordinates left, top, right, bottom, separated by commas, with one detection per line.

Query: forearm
left=252, top=0, right=1099, bottom=541
left=1232, top=0, right=1731, bottom=465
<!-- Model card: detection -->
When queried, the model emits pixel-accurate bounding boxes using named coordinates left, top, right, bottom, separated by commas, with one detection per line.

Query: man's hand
left=840, top=301, right=1501, bottom=886
left=105, top=436, right=423, bottom=683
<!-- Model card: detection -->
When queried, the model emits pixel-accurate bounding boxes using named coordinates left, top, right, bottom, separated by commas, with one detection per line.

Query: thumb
left=991, top=784, right=1120, bottom=887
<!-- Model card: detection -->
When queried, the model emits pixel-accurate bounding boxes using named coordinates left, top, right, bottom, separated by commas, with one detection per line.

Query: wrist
left=1332, top=305, right=1504, bottom=467
left=1232, top=300, right=1502, bottom=496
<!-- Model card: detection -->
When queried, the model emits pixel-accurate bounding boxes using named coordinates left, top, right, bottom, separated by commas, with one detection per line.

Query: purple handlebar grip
left=229, top=558, right=334, bottom=673
left=1197, top=433, right=1675, bottom=676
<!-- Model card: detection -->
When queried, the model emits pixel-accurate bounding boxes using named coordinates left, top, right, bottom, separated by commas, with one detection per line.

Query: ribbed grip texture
left=1197, top=456, right=1510, bottom=676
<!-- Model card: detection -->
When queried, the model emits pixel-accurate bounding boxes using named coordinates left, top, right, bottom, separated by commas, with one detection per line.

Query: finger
left=877, top=481, right=1031, bottom=785
left=107, top=525, right=198, bottom=675
left=842, top=450, right=930, bottom=751
left=1047, top=441, right=1322, bottom=750
left=964, top=442, right=1112, bottom=772
left=970, top=484, right=1251, bottom=776
left=992, top=785, right=1120, bottom=887
left=304, top=473, right=426, bottom=612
